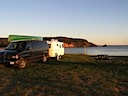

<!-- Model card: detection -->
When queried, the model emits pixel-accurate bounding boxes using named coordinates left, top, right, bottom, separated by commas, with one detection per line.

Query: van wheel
left=18, top=58, right=27, bottom=69
left=42, top=54, right=47, bottom=63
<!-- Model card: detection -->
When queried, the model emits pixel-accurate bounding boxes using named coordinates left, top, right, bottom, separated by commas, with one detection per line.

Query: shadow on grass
left=46, top=57, right=128, bottom=78
left=47, top=57, right=128, bottom=69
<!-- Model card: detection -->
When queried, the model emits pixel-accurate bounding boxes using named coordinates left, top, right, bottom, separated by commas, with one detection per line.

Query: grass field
left=0, top=54, right=128, bottom=96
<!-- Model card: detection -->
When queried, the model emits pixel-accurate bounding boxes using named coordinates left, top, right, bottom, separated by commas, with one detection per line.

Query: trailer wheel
left=59, top=55, right=62, bottom=59
left=56, top=55, right=61, bottom=61
left=42, top=54, right=47, bottom=63
left=18, top=58, right=27, bottom=69
left=56, top=55, right=59, bottom=60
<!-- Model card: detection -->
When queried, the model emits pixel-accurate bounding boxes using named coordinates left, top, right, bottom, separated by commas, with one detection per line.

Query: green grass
left=0, top=54, right=128, bottom=96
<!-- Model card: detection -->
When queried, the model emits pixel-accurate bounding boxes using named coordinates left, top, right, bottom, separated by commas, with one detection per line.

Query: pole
left=84, top=46, right=86, bottom=54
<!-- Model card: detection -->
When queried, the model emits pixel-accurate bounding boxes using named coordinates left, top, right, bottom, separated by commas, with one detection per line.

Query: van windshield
left=5, top=41, right=26, bottom=51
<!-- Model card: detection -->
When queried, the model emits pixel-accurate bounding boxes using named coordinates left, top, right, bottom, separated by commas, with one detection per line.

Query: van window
left=18, top=42, right=26, bottom=51
left=32, top=41, right=48, bottom=51
left=26, top=42, right=32, bottom=50
left=6, top=41, right=26, bottom=51
left=6, top=42, right=17, bottom=50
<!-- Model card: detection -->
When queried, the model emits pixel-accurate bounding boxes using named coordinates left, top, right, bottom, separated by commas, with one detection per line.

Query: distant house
left=0, top=38, right=8, bottom=47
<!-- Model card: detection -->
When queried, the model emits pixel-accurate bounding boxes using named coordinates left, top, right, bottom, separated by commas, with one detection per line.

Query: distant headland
left=0, top=37, right=97, bottom=47
left=44, top=37, right=97, bottom=47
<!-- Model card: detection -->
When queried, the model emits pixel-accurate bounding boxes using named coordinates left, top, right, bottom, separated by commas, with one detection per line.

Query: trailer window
left=59, top=45, right=61, bottom=48
left=48, top=44, right=51, bottom=48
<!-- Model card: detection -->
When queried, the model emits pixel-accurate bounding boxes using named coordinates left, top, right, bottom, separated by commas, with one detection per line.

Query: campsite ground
left=0, top=54, right=128, bottom=96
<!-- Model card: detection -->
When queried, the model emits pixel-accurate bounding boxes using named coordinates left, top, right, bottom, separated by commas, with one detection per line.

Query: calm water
left=65, top=46, right=128, bottom=56
left=0, top=46, right=128, bottom=56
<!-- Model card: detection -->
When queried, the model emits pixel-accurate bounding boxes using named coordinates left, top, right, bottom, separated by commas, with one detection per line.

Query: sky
left=0, top=0, right=128, bottom=45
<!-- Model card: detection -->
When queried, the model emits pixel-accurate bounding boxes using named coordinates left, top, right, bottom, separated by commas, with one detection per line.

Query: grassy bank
left=0, top=54, right=128, bottom=96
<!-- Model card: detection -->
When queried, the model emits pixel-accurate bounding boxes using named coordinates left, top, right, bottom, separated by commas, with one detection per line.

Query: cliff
left=43, top=37, right=97, bottom=47
left=0, top=37, right=97, bottom=47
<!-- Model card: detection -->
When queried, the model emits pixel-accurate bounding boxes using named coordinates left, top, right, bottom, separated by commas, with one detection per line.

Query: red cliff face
left=63, top=43, right=74, bottom=48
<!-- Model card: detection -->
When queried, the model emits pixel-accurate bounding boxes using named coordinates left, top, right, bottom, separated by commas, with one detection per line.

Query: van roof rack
left=8, top=35, right=43, bottom=42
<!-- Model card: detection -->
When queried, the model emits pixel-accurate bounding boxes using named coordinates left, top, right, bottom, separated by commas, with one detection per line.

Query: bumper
left=0, top=59, right=18, bottom=65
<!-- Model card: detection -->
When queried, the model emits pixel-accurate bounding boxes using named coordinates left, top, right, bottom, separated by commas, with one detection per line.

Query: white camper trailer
left=47, top=39, right=64, bottom=60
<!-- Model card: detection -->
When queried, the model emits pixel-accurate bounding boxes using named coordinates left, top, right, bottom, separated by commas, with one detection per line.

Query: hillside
left=0, top=37, right=97, bottom=47
left=44, top=37, right=97, bottom=47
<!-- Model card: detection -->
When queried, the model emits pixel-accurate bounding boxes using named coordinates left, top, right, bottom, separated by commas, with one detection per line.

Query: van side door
left=32, top=41, right=48, bottom=61
left=19, top=41, right=33, bottom=63
left=32, top=41, right=43, bottom=61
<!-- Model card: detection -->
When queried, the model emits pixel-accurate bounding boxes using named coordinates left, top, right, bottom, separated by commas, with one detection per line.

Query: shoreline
left=1, top=47, right=128, bottom=57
